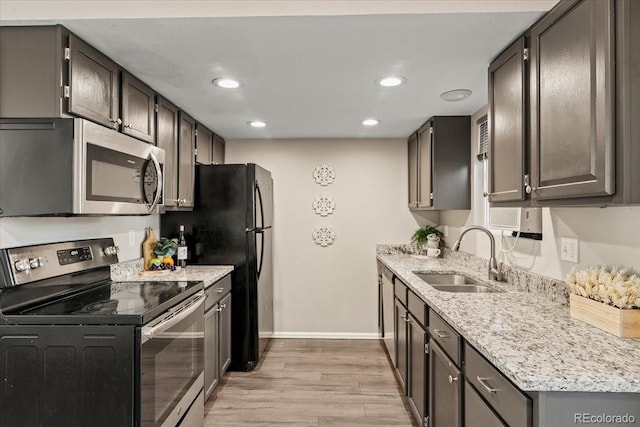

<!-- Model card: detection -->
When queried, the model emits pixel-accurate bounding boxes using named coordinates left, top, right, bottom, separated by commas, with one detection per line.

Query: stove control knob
left=103, top=245, right=120, bottom=256
left=29, top=258, right=41, bottom=269
left=14, top=259, right=31, bottom=272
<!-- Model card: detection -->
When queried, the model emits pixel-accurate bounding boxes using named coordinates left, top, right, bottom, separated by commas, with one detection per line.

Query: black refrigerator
left=161, top=163, right=273, bottom=371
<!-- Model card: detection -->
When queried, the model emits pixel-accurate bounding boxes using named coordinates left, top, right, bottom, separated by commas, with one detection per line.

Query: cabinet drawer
left=394, top=279, right=408, bottom=306
left=465, top=343, right=531, bottom=427
left=205, top=274, right=231, bottom=311
left=429, top=311, right=460, bottom=365
left=464, top=380, right=506, bottom=427
left=408, top=290, right=426, bottom=327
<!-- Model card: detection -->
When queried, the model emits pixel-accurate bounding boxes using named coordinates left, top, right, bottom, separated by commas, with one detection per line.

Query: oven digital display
left=57, top=247, right=93, bottom=265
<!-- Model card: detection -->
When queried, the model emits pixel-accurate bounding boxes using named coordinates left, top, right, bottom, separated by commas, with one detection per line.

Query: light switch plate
left=128, top=230, right=136, bottom=246
left=561, top=237, right=579, bottom=263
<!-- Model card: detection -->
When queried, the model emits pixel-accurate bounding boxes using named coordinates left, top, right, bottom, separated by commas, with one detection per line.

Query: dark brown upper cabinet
left=487, top=0, right=639, bottom=206
left=156, top=96, right=179, bottom=208
left=529, top=0, right=615, bottom=201
left=212, top=134, right=226, bottom=165
left=177, top=112, right=196, bottom=209
left=488, top=37, right=527, bottom=204
left=408, top=117, right=471, bottom=211
left=121, top=72, right=156, bottom=143
left=195, top=123, right=213, bottom=165
left=68, top=34, right=121, bottom=130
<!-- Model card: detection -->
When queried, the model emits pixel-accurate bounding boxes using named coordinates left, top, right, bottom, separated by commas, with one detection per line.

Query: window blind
left=477, top=116, right=489, bottom=159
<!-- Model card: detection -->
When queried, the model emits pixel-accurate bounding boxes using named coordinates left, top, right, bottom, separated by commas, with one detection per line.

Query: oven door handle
left=147, top=151, right=163, bottom=214
left=141, top=292, right=204, bottom=343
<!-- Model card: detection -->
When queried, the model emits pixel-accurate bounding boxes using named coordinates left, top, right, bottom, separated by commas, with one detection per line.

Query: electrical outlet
left=128, top=230, right=136, bottom=246
left=561, top=237, right=579, bottom=263
left=442, top=225, right=449, bottom=237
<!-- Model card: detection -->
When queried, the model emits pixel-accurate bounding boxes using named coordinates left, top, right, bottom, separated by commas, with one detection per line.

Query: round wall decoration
left=312, top=196, right=335, bottom=217
left=312, top=226, right=336, bottom=247
left=313, top=164, right=335, bottom=186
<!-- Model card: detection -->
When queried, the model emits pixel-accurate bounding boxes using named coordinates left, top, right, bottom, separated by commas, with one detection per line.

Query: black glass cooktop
left=1, top=280, right=203, bottom=325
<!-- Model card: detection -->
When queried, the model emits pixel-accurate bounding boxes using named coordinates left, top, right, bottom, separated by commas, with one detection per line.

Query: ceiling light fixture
left=378, top=76, right=405, bottom=87
left=248, top=120, right=266, bottom=128
left=362, top=119, right=380, bottom=126
left=440, top=89, right=472, bottom=102
left=212, top=78, right=241, bottom=89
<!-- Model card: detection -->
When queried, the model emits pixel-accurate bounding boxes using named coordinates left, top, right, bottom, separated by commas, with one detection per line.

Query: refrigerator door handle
left=255, top=180, right=265, bottom=230
left=257, top=229, right=265, bottom=280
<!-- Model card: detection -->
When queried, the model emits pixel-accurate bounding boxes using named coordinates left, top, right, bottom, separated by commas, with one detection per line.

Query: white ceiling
left=1, top=2, right=556, bottom=139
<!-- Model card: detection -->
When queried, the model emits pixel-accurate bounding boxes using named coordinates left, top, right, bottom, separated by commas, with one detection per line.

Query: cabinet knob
left=448, top=375, right=458, bottom=384
left=525, top=185, right=532, bottom=194
left=124, top=123, right=134, bottom=129
left=110, top=118, right=122, bottom=125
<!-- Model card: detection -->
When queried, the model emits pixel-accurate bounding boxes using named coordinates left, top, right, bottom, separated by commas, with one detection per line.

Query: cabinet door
left=417, top=124, right=433, bottom=208
left=212, top=134, right=225, bottom=165
left=121, top=72, right=156, bottom=143
left=464, top=381, right=506, bottom=427
left=219, top=293, right=232, bottom=375
left=408, top=132, right=419, bottom=208
left=530, top=0, right=615, bottom=200
left=489, top=37, right=527, bottom=203
left=177, top=111, right=196, bottom=209
left=68, top=34, right=120, bottom=129
left=204, top=305, right=220, bottom=400
left=156, top=96, right=179, bottom=207
left=408, top=315, right=428, bottom=427
left=429, top=339, right=461, bottom=427
left=394, top=298, right=408, bottom=392
left=195, top=123, right=213, bottom=165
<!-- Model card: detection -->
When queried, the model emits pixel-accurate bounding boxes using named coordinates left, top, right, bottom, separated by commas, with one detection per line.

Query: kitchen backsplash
left=377, top=244, right=570, bottom=305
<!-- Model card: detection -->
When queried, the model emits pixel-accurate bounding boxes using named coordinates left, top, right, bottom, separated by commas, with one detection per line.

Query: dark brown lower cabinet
left=429, top=339, right=462, bottom=427
left=464, top=381, right=506, bottom=427
left=408, top=313, right=428, bottom=427
left=394, top=297, right=408, bottom=391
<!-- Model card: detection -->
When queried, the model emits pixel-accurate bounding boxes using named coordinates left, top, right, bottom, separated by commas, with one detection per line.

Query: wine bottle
left=177, top=225, right=187, bottom=268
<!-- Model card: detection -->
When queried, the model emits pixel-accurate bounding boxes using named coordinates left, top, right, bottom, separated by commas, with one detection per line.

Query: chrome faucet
left=452, top=225, right=503, bottom=282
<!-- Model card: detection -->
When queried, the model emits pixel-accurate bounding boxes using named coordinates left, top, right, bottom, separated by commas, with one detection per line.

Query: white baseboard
left=271, top=332, right=380, bottom=340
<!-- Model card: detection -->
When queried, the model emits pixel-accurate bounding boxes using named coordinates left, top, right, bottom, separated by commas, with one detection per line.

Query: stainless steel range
left=0, top=238, right=204, bottom=427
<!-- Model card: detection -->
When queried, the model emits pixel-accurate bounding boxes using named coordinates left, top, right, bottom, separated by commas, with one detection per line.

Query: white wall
left=227, top=138, right=427, bottom=337
left=0, top=215, right=159, bottom=261
left=440, top=107, right=640, bottom=281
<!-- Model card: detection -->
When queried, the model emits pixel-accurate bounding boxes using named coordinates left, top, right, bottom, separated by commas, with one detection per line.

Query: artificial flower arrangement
left=567, top=266, right=640, bottom=310
left=567, top=266, right=640, bottom=338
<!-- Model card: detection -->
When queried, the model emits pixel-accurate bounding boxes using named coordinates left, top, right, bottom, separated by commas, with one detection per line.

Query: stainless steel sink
left=430, top=285, right=501, bottom=293
left=413, top=272, right=502, bottom=293
left=414, top=273, right=478, bottom=285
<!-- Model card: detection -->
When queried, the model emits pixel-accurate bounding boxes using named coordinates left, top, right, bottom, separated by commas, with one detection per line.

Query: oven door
left=140, top=292, right=204, bottom=427
left=78, top=119, right=164, bottom=215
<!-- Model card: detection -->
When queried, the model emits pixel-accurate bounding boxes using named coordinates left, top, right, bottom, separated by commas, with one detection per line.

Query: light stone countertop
left=377, top=253, right=640, bottom=393
left=111, top=258, right=233, bottom=289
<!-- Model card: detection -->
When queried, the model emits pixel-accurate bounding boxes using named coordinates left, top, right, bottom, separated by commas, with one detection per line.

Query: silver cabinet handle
left=215, top=306, right=223, bottom=312
left=477, top=376, right=497, bottom=393
left=213, top=288, right=224, bottom=293
left=448, top=375, right=458, bottom=384
left=124, top=123, right=134, bottom=129
left=110, top=117, right=122, bottom=125
left=433, top=329, right=449, bottom=338
left=400, top=313, right=408, bottom=321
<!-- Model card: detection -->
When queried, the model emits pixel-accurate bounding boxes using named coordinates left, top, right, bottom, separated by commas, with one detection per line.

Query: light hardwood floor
left=205, top=339, right=418, bottom=426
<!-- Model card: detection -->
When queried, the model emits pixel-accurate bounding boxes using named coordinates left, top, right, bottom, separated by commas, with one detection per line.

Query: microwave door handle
left=141, top=292, right=204, bottom=343
left=148, top=151, right=163, bottom=213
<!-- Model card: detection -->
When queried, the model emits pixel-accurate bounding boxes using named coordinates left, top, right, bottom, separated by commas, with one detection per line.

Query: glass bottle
left=177, top=225, right=187, bottom=268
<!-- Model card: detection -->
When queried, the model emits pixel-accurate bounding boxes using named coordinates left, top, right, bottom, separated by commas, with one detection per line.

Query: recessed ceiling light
left=212, top=78, right=240, bottom=89
left=440, top=89, right=472, bottom=102
left=362, top=119, right=380, bottom=126
left=378, top=76, right=406, bottom=87
left=248, top=120, right=266, bottom=128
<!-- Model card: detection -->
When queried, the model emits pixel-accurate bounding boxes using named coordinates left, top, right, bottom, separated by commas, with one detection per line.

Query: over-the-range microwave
left=0, top=118, right=165, bottom=216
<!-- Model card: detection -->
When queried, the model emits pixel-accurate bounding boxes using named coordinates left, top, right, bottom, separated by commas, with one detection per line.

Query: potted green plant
left=411, top=226, right=445, bottom=248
